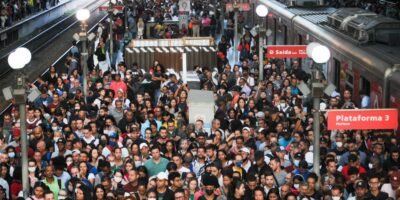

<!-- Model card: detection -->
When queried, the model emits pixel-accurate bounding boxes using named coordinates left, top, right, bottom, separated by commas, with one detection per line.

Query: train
left=258, top=0, right=400, bottom=109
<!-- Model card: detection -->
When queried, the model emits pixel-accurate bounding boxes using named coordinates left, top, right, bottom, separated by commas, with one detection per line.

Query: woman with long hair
left=93, top=185, right=106, bottom=200
left=254, top=186, right=267, bottom=200
left=217, top=150, right=232, bottom=169
left=78, top=161, right=94, bottom=188
left=164, top=140, right=176, bottom=160
left=235, top=97, right=249, bottom=117
left=228, top=179, right=246, bottom=200
left=75, top=184, right=92, bottom=200
left=168, top=98, right=179, bottom=116
left=89, top=148, right=100, bottom=168
left=113, top=147, right=124, bottom=172
left=187, top=178, right=199, bottom=200
left=27, top=182, right=48, bottom=200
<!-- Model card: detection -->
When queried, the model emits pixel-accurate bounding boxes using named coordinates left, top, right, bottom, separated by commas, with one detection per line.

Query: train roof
left=261, top=0, right=400, bottom=85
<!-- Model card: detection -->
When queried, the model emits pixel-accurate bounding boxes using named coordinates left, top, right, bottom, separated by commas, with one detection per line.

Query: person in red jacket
left=341, top=153, right=366, bottom=181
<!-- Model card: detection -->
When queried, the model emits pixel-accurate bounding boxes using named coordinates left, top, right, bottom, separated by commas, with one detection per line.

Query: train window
left=283, top=25, right=288, bottom=45
left=277, top=25, right=284, bottom=45
left=333, top=59, right=341, bottom=91
left=346, top=72, right=353, bottom=85
left=345, top=71, right=354, bottom=93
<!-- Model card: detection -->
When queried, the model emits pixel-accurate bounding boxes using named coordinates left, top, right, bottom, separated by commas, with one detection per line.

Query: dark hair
left=146, top=188, right=158, bottom=198
left=93, top=185, right=106, bottom=200
left=308, top=172, right=319, bottom=182
left=76, top=184, right=92, bottom=200
left=267, top=188, right=281, bottom=200
left=228, top=179, right=245, bottom=199
left=168, top=171, right=181, bottom=183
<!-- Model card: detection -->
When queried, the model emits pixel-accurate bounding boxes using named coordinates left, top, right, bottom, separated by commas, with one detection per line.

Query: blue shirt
left=278, top=137, right=293, bottom=148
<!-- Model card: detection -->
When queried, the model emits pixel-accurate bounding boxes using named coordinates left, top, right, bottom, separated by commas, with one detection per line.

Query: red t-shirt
left=10, top=181, right=22, bottom=198
left=341, top=164, right=367, bottom=181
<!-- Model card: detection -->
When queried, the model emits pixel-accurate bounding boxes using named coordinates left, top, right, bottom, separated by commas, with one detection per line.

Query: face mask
left=336, top=142, right=343, bottom=148
left=53, top=137, right=60, bottom=142
left=191, top=151, right=197, bottom=157
left=52, top=127, right=58, bottom=131
left=114, top=177, right=122, bottom=183
left=280, top=103, right=286, bottom=107
left=134, top=161, right=142, bottom=167
left=148, top=198, right=157, bottom=200
left=294, top=184, right=299, bottom=189
left=294, top=160, right=300, bottom=167
left=235, top=161, right=242, bottom=167
left=369, top=163, right=373, bottom=169
left=8, top=152, right=15, bottom=158
left=332, top=197, right=340, bottom=200
left=66, top=160, right=73, bottom=166
left=75, top=107, right=80, bottom=110
left=110, top=162, right=116, bottom=167
left=205, top=189, right=214, bottom=196
left=28, top=167, right=36, bottom=173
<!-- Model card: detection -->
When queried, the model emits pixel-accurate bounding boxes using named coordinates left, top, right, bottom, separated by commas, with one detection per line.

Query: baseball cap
left=57, top=138, right=66, bottom=144
left=255, top=112, right=265, bottom=119
left=391, top=171, right=400, bottom=183
left=355, top=180, right=368, bottom=188
left=240, top=147, right=250, bottom=154
left=156, top=172, right=168, bottom=180
left=242, top=127, right=251, bottom=132
left=254, top=151, right=265, bottom=161
left=276, top=146, right=286, bottom=153
left=139, top=143, right=149, bottom=149
left=72, top=150, right=81, bottom=155
left=294, top=152, right=303, bottom=160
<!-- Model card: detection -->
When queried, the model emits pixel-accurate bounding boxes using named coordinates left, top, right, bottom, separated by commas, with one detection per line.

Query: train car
left=259, top=0, right=400, bottom=109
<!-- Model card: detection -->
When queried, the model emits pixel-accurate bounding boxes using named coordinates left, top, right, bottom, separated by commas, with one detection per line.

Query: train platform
left=0, top=0, right=109, bottom=115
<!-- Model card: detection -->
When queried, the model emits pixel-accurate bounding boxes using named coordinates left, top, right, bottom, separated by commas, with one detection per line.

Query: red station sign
left=99, top=5, right=125, bottom=11
left=327, top=109, right=398, bottom=130
left=266, top=45, right=307, bottom=58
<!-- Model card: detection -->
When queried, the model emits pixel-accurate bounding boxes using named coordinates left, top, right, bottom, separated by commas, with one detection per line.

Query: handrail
left=0, top=0, right=72, bottom=35
left=0, top=11, right=108, bottom=117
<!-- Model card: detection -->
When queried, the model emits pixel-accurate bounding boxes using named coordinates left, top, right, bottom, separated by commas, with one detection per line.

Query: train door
left=359, top=76, right=371, bottom=108
left=276, top=24, right=286, bottom=45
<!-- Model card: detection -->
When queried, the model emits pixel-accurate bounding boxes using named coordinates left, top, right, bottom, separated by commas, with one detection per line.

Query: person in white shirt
left=172, top=154, right=190, bottom=175
left=381, top=171, right=400, bottom=199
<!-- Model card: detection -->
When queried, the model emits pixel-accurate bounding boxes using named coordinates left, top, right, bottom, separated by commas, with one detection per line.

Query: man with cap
left=381, top=170, right=400, bottom=199
left=347, top=180, right=370, bottom=200
left=240, top=147, right=252, bottom=172
left=248, top=151, right=272, bottom=178
left=155, top=172, right=174, bottom=200
left=198, top=174, right=220, bottom=200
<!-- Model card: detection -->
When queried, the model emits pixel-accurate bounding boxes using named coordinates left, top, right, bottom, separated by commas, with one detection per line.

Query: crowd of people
left=0, top=0, right=60, bottom=29
left=0, top=0, right=398, bottom=200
